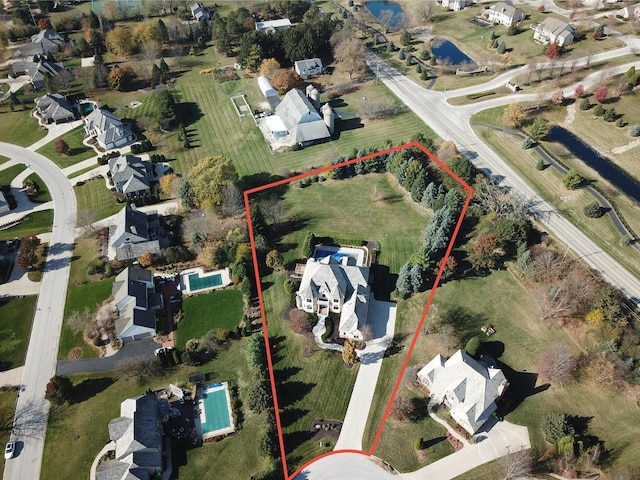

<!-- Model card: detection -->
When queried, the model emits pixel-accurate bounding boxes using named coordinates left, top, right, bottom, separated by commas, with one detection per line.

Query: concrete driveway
left=294, top=452, right=397, bottom=480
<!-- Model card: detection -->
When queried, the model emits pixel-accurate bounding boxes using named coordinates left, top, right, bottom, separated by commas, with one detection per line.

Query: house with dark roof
left=296, top=254, right=370, bottom=341
left=12, top=28, right=67, bottom=59
left=96, top=393, right=169, bottom=480
left=112, top=267, right=162, bottom=341
left=0, top=192, right=9, bottom=216
left=34, top=93, right=75, bottom=124
left=11, top=59, right=67, bottom=91
left=486, top=2, right=525, bottom=27
left=109, top=205, right=160, bottom=261
left=533, top=17, right=575, bottom=46
left=417, top=350, right=509, bottom=435
left=109, top=155, right=153, bottom=199
left=84, top=108, right=135, bottom=150
left=273, top=88, right=331, bottom=146
left=294, top=58, right=325, bottom=79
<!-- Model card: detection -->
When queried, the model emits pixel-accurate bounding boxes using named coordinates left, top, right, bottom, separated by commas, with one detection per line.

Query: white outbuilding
left=257, top=76, right=278, bottom=98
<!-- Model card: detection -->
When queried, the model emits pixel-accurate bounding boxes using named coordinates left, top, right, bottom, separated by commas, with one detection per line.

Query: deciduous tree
left=106, top=26, right=134, bottom=58
left=259, top=58, right=280, bottom=78
left=503, top=103, right=526, bottom=129
left=539, top=342, right=579, bottom=385
left=45, top=375, right=73, bottom=405
left=55, top=138, right=69, bottom=155
left=17, top=236, right=41, bottom=270
left=108, top=65, right=137, bottom=91
left=334, top=37, right=367, bottom=80
left=342, top=339, right=358, bottom=366
left=188, top=156, right=239, bottom=209
left=594, top=85, right=608, bottom=103
left=270, top=68, right=304, bottom=93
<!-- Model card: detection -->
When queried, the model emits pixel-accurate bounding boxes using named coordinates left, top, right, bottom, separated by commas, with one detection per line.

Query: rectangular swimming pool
left=187, top=272, right=222, bottom=292
left=198, top=382, right=235, bottom=439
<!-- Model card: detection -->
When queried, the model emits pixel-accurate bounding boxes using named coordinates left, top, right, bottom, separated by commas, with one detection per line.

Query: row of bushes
left=130, top=139, right=153, bottom=154
left=97, top=151, right=121, bottom=165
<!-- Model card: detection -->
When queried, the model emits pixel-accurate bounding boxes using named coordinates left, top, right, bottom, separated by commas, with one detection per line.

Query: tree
left=579, top=97, right=591, bottom=110
left=265, top=249, right=284, bottom=271
left=342, top=339, right=358, bottom=366
left=563, top=169, right=585, bottom=189
left=583, top=201, right=604, bottom=218
left=593, top=24, right=605, bottom=40
left=157, top=90, right=177, bottom=129
left=400, top=30, right=413, bottom=47
left=45, top=375, right=74, bottom=405
left=468, top=233, right=500, bottom=270
left=246, top=379, right=272, bottom=413
left=137, top=251, right=154, bottom=268
left=270, top=68, right=304, bottom=93
left=552, top=89, right=564, bottom=105
left=497, top=41, right=506, bottom=54
left=498, top=450, right=533, bottom=480
left=539, top=343, right=579, bottom=385
left=289, top=308, right=311, bottom=334
left=259, top=58, right=280, bottom=77
left=503, top=103, right=526, bottom=129
left=55, top=138, right=69, bottom=155
left=108, top=65, right=137, bottom=91
left=334, top=37, right=367, bottom=80
left=437, top=140, right=460, bottom=161
left=545, top=42, right=561, bottom=59
left=416, top=0, right=438, bottom=23
left=541, top=413, right=574, bottom=444
left=133, top=20, right=161, bottom=45
left=178, top=180, right=195, bottom=209
left=529, top=117, right=550, bottom=141
left=594, top=85, right=608, bottom=103
left=574, top=84, right=584, bottom=98
left=221, top=184, right=245, bottom=218
left=17, top=236, right=41, bottom=270
left=603, top=107, right=617, bottom=122
left=159, top=173, right=178, bottom=197
left=189, top=156, right=239, bottom=209
left=106, top=26, right=134, bottom=58
left=532, top=263, right=597, bottom=320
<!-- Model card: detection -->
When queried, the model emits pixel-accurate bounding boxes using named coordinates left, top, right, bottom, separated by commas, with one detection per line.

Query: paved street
left=294, top=452, right=397, bottom=480
left=0, top=142, right=76, bottom=480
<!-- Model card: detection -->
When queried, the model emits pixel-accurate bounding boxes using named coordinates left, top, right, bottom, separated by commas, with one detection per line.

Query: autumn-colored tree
left=132, top=21, right=161, bottom=45
left=38, top=18, right=52, bottom=30
left=259, top=58, right=280, bottom=78
left=334, top=37, right=367, bottom=80
left=188, top=156, right=239, bottom=209
left=585, top=309, right=605, bottom=326
left=503, top=103, right=526, bottom=128
left=17, top=236, right=41, bottom=270
left=436, top=140, right=460, bottom=161
left=265, top=249, right=284, bottom=271
left=574, top=84, right=584, bottom=98
left=537, top=5, right=545, bottom=12
left=270, top=69, right=304, bottom=93
left=106, top=26, right=134, bottom=58
left=159, top=173, right=178, bottom=196
left=545, top=42, right=561, bottom=59
left=551, top=89, right=564, bottom=105
left=55, top=138, right=69, bottom=155
left=532, top=264, right=598, bottom=321
left=137, top=251, right=154, bottom=268
left=594, top=85, right=608, bottom=103
left=538, top=343, right=579, bottom=385
left=468, top=233, right=500, bottom=270
left=45, top=375, right=74, bottom=405
left=342, top=339, right=358, bottom=366
left=108, top=65, right=137, bottom=91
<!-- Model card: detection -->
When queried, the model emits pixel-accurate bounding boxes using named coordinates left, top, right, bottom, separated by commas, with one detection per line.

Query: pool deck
left=313, top=245, right=369, bottom=267
left=179, top=267, right=232, bottom=295
left=196, top=382, right=235, bottom=441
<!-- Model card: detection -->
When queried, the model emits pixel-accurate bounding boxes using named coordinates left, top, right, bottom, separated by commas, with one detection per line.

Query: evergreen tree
left=421, top=182, right=438, bottom=209
left=410, top=172, right=428, bottom=203
left=409, top=264, right=424, bottom=293
left=444, top=189, right=464, bottom=214
left=396, top=263, right=413, bottom=295
left=157, top=19, right=169, bottom=42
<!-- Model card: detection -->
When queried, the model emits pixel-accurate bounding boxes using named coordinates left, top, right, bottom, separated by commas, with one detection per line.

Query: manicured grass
left=0, top=296, right=37, bottom=370
left=177, top=289, right=244, bottom=349
left=36, top=126, right=96, bottom=169
left=258, top=172, right=431, bottom=473
left=0, top=164, right=26, bottom=187
left=68, top=163, right=102, bottom=179
left=42, top=339, right=268, bottom=480
left=0, top=210, right=54, bottom=240
left=0, top=109, right=46, bottom=147
left=74, top=180, right=124, bottom=221
left=0, top=390, right=17, bottom=474
left=0, top=155, right=9, bottom=165
left=25, top=173, right=52, bottom=203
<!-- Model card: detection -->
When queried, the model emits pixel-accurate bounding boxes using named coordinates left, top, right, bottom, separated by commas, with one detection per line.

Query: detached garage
left=265, top=115, right=288, bottom=137
left=257, top=76, right=278, bottom=98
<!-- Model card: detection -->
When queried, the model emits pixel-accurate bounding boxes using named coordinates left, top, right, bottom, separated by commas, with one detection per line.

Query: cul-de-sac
left=0, top=0, right=639, bottom=479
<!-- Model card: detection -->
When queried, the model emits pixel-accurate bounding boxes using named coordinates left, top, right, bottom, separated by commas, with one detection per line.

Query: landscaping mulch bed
left=446, top=432, right=463, bottom=451
left=309, top=418, right=342, bottom=442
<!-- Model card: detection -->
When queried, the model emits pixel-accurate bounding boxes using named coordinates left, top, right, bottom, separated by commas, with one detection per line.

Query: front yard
left=36, top=126, right=96, bottom=169
left=0, top=296, right=37, bottom=370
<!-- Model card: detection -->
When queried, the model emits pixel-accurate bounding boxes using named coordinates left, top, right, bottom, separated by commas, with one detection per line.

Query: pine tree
left=396, top=263, right=413, bottom=295
left=409, top=264, right=424, bottom=293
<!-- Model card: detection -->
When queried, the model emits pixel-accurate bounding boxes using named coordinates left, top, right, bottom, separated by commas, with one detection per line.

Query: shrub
left=414, top=437, right=423, bottom=450
left=521, top=136, right=535, bottom=149
left=630, top=125, right=640, bottom=137
left=497, top=41, right=506, bottom=54
left=579, top=97, right=591, bottom=110
left=603, top=108, right=616, bottom=122
left=536, top=158, right=546, bottom=170
left=419, top=49, right=430, bottom=60
left=416, top=63, right=422, bottom=74
left=397, top=48, right=405, bottom=60
left=584, top=201, right=604, bottom=218
left=615, top=118, right=626, bottom=128
left=563, top=169, right=585, bottom=189
left=465, top=337, right=481, bottom=357
left=593, top=104, right=605, bottom=116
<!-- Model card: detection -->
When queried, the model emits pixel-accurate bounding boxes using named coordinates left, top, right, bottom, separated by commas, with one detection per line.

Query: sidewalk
left=0, top=367, right=23, bottom=387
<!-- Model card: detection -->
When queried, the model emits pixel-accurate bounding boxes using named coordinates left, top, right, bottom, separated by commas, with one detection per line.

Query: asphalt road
left=366, top=53, right=640, bottom=306
left=0, top=143, right=76, bottom=480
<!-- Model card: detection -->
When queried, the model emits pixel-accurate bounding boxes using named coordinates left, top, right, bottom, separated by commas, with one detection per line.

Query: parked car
left=4, top=441, right=15, bottom=459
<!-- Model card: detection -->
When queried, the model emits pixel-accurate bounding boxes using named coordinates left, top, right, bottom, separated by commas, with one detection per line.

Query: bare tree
left=221, top=184, right=245, bottom=218
left=614, top=75, right=630, bottom=98
left=259, top=196, right=288, bottom=227
left=434, top=323, right=459, bottom=351
left=416, top=1, right=438, bottom=23
left=118, top=358, right=165, bottom=385
left=584, top=45, right=597, bottom=69
left=378, top=9, right=396, bottom=34
left=476, top=176, right=529, bottom=220
left=53, top=69, right=74, bottom=95
left=75, top=208, right=100, bottom=237
left=182, top=209, right=226, bottom=248
left=538, top=342, right=579, bottom=385
left=358, top=95, right=398, bottom=120
left=334, top=37, right=367, bottom=80
left=66, top=307, right=94, bottom=336
left=497, top=450, right=533, bottom=480
left=141, top=39, right=162, bottom=78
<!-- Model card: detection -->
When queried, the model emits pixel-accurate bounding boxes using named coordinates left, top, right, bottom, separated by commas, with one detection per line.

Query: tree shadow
left=423, top=436, right=447, bottom=448
left=283, top=429, right=311, bottom=456
left=179, top=101, right=203, bottom=127
left=276, top=381, right=315, bottom=405
left=71, top=376, right=115, bottom=404
left=496, top=362, right=549, bottom=416
left=238, top=172, right=287, bottom=193
left=279, top=407, right=310, bottom=428
left=333, top=118, right=364, bottom=140
left=448, top=306, right=488, bottom=339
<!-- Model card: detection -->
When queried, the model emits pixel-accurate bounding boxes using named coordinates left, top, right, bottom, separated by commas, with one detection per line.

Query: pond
left=549, top=126, right=640, bottom=204
left=365, top=0, right=406, bottom=30
left=431, top=38, right=475, bottom=67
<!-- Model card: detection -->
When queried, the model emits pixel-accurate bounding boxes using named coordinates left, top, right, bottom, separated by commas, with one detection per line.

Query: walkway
left=311, top=316, right=343, bottom=352
left=0, top=367, right=24, bottom=387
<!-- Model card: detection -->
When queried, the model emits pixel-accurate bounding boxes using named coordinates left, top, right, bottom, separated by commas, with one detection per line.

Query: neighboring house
left=255, top=18, right=292, bottom=32
left=34, top=93, right=75, bottom=124
left=0, top=192, right=9, bottom=216
left=417, top=350, right=509, bottom=435
left=273, top=88, right=331, bottom=146
left=486, top=2, right=525, bottom=27
left=84, top=108, right=134, bottom=150
left=11, top=59, right=66, bottom=90
left=109, top=155, right=153, bottom=198
left=440, top=0, right=472, bottom=11
left=294, top=58, right=324, bottom=79
left=617, top=2, right=640, bottom=20
left=96, top=393, right=169, bottom=480
left=112, top=266, right=163, bottom=341
left=533, top=17, right=575, bottom=46
left=109, top=205, right=161, bottom=261
left=12, top=28, right=66, bottom=58
left=191, top=2, right=210, bottom=22
left=296, top=254, right=370, bottom=341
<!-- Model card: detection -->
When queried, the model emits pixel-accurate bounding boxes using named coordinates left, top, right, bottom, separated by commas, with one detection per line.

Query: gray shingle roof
left=85, top=108, right=132, bottom=149
left=275, top=89, right=330, bottom=144
left=113, top=267, right=160, bottom=337
left=490, top=2, right=524, bottom=20
left=34, top=93, right=75, bottom=123
left=109, top=156, right=152, bottom=196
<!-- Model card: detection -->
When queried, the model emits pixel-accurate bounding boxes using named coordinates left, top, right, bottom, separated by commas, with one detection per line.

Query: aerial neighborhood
left=0, top=1, right=640, bottom=480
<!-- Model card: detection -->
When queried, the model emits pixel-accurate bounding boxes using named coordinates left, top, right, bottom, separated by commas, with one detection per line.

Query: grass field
left=74, top=180, right=124, bottom=220
left=36, top=126, right=96, bottom=169
left=177, top=289, right=244, bottom=349
left=0, top=164, right=26, bottom=187
left=0, top=155, right=8, bottom=165
left=257, top=172, right=431, bottom=473
left=0, top=110, right=46, bottom=147
left=0, top=391, right=17, bottom=474
left=42, top=339, right=268, bottom=480
left=0, top=210, right=54, bottom=241
left=24, top=173, right=52, bottom=203
left=0, top=296, right=37, bottom=370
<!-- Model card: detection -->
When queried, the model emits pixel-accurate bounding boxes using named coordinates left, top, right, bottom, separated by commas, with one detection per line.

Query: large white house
left=617, top=2, right=640, bottom=21
left=418, top=350, right=509, bottom=435
left=294, top=58, right=324, bottom=79
left=486, top=2, right=525, bottom=27
left=255, top=18, right=292, bottom=32
left=296, top=251, right=370, bottom=341
left=440, top=0, right=472, bottom=11
left=84, top=108, right=134, bottom=150
left=533, top=17, right=575, bottom=46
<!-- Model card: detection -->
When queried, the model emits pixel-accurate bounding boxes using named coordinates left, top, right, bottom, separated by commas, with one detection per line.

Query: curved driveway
left=0, top=142, right=76, bottom=480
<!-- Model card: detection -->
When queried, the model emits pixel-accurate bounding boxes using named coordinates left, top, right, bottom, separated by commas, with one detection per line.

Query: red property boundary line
left=244, top=141, right=473, bottom=479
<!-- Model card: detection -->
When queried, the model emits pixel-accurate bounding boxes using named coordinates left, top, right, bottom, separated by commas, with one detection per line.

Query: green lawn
left=257, top=172, right=431, bottom=473
left=177, top=289, right=244, bottom=349
left=0, top=164, right=26, bottom=187
left=0, top=210, right=54, bottom=241
left=74, top=180, right=124, bottom=220
left=0, top=296, right=37, bottom=370
left=42, top=339, right=268, bottom=480
left=36, top=126, right=96, bottom=168
left=0, top=155, right=9, bottom=165
left=0, top=110, right=46, bottom=147
left=0, top=391, right=17, bottom=474
left=68, top=163, right=102, bottom=179
left=25, top=173, right=52, bottom=203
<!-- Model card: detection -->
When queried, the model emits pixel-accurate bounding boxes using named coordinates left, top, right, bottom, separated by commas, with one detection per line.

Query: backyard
left=0, top=295, right=37, bottom=371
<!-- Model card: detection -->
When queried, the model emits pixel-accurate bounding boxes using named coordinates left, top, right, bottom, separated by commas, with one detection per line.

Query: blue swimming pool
left=200, top=385, right=232, bottom=435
